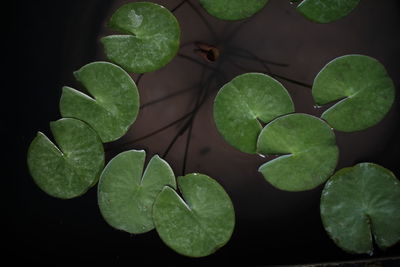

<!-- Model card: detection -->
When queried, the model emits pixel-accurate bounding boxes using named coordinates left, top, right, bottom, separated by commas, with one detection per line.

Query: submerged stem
left=114, top=110, right=195, bottom=150
left=228, top=45, right=287, bottom=69
left=171, top=0, right=189, bottom=13
left=178, top=53, right=220, bottom=72
left=223, top=20, right=251, bottom=45
left=178, top=53, right=227, bottom=81
left=181, top=120, right=194, bottom=175
left=162, top=117, right=192, bottom=158
left=271, top=73, right=312, bottom=88
left=228, top=48, right=289, bottom=67
left=180, top=74, right=206, bottom=175
left=140, top=84, right=199, bottom=109
left=186, top=0, right=218, bottom=41
left=136, top=74, right=144, bottom=86
left=227, top=48, right=312, bottom=88
left=162, top=72, right=215, bottom=159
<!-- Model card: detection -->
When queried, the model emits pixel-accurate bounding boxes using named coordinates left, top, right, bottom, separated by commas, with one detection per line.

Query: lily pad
left=60, top=61, right=139, bottom=143
left=153, top=173, right=235, bottom=257
left=27, top=118, right=104, bottom=199
left=213, top=73, right=294, bottom=154
left=257, top=113, right=338, bottom=191
left=321, top=163, right=400, bottom=254
left=101, top=2, right=180, bottom=73
left=312, top=55, right=395, bottom=132
left=98, top=150, right=176, bottom=234
left=297, top=0, right=360, bottom=23
left=199, top=0, right=269, bottom=21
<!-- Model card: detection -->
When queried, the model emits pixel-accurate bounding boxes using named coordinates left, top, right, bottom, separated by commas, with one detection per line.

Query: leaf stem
left=163, top=72, right=215, bottom=159
left=181, top=77, right=206, bottom=175
left=140, top=84, right=199, bottom=109
left=171, top=0, right=189, bottom=13
left=227, top=48, right=312, bottom=88
left=181, top=119, right=194, bottom=175
left=162, top=117, right=192, bottom=158
left=186, top=0, right=218, bottom=41
left=270, top=73, right=313, bottom=88
left=178, top=53, right=227, bottom=81
left=222, top=19, right=251, bottom=45
left=114, top=110, right=195, bottom=150
left=178, top=53, right=219, bottom=71
left=136, top=74, right=144, bottom=86
left=227, top=46, right=289, bottom=67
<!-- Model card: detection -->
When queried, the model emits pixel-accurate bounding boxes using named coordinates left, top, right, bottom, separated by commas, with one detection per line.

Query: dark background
left=15, top=0, right=400, bottom=265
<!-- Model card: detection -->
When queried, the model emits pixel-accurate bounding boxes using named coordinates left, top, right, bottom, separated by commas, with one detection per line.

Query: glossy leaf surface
left=27, top=118, right=104, bottom=199
left=297, top=0, right=360, bottom=23
left=98, top=150, right=176, bottom=234
left=102, top=2, right=180, bottom=73
left=60, top=61, right=139, bottom=143
left=153, top=173, right=235, bottom=257
left=199, top=0, right=268, bottom=20
left=312, top=55, right=395, bottom=132
left=321, top=163, right=400, bottom=254
left=214, top=73, right=294, bottom=154
left=257, top=113, right=338, bottom=191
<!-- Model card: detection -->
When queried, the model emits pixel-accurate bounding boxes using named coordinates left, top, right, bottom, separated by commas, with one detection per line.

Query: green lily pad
left=213, top=73, right=294, bottom=154
left=98, top=150, right=176, bottom=234
left=153, top=173, right=235, bottom=257
left=312, top=55, right=395, bottom=132
left=60, top=61, right=139, bottom=143
left=101, top=2, right=180, bottom=73
left=27, top=118, right=105, bottom=199
left=297, top=0, right=360, bottom=23
left=257, top=113, right=338, bottom=191
left=321, top=163, right=400, bottom=254
left=199, top=0, right=268, bottom=20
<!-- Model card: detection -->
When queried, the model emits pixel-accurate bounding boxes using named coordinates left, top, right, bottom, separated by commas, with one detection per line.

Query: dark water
left=16, top=0, right=400, bottom=265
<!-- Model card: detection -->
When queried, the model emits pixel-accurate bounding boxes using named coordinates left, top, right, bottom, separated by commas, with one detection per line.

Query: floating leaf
left=214, top=73, right=294, bottom=154
left=297, top=0, right=360, bottom=23
left=321, top=163, right=400, bottom=254
left=312, top=55, right=395, bottom=132
left=60, top=61, right=139, bottom=143
left=199, top=0, right=268, bottom=20
left=98, top=150, right=176, bottom=234
left=257, top=113, right=338, bottom=191
left=101, top=2, right=180, bottom=73
left=153, top=173, right=235, bottom=257
left=27, top=118, right=104, bottom=199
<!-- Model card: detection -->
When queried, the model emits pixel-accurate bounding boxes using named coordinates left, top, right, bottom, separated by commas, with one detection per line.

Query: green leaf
left=312, top=55, right=395, bottom=132
left=101, top=2, right=180, bottom=73
left=97, top=150, right=176, bottom=234
left=213, top=73, right=294, bottom=154
left=257, top=113, right=338, bottom=191
left=153, top=173, right=235, bottom=257
left=321, top=163, right=400, bottom=254
left=60, top=61, right=139, bottom=143
left=297, top=0, right=360, bottom=23
left=27, top=118, right=105, bottom=199
left=199, top=0, right=268, bottom=20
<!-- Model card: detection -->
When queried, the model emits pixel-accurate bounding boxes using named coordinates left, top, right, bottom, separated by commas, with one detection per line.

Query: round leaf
left=297, top=0, right=360, bottom=23
left=27, top=118, right=105, bottom=199
left=60, top=61, right=139, bottom=143
left=199, top=0, right=268, bottom=21
left=312, top=55, right=395, bottom=132
left=98, top=150, right=176, bottom=234
left=321, top=163, right=400, bottom=254
left=213, top=73, right=294, bottom=154
left=101, top=2, right=180, bottom=73
left=257, top=113, right=338, bottom=191
left=153, top=173, right=235, bottom=257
